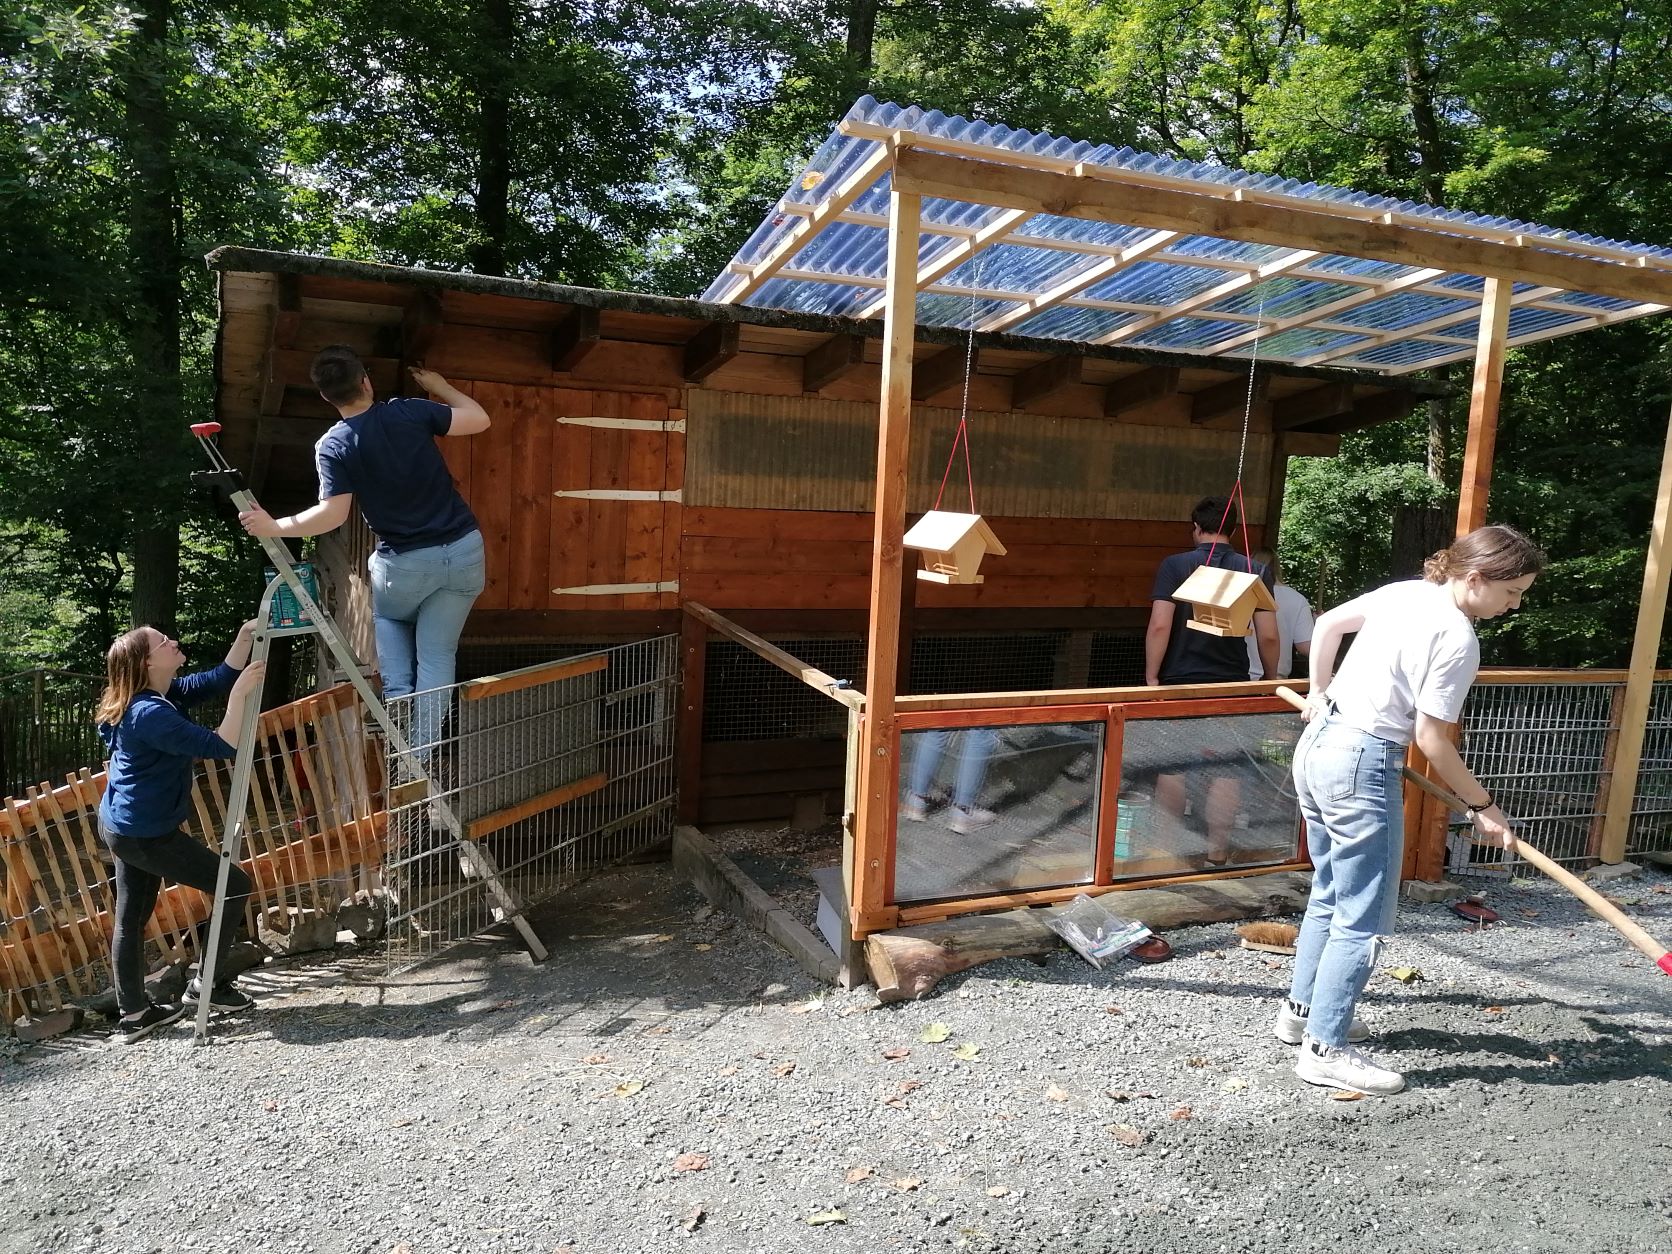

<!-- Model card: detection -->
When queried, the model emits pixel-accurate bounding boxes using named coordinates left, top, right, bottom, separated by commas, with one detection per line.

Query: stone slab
left=1402, top=879, right=1469, bottom=903
left=1583, top=860, right=1642, bottom=884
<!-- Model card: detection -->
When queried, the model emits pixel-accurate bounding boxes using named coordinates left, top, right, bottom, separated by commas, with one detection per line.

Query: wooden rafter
left=1191, top=373, right=1268, bottom=425
left=911, top=345, right=974, bottom=401
left=1009, top=355, right=1081, bottom=410
left=1104, top=366, right=1180, bottom=416
left=551, top=305, right=602, bottom=372
left=1101, top=249, right=1322, bottom=346
left=1272, top=383, right=1355, bottom=430
left=854, top=208, right=1032, bottom=320
left=803, top=333, right=867, bottom=392
left=888, top=146, right=1672, bottom=307
left=682, top=321, right=740, bottom=382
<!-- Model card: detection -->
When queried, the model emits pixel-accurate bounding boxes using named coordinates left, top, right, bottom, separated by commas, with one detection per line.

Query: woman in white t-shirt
left=1275, top=525, right=1545, bottom=1096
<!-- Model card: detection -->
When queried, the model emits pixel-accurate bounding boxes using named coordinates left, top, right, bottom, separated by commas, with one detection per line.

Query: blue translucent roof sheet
left=705, top=98, right=1672, bottom=376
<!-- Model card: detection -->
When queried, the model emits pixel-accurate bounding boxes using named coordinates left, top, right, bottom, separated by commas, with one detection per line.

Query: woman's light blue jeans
left=1286, top=712, right=1406, bottom=1047
left=908, top=727, right=998, bottom=810
left=368, top=528, right=486, bottom=755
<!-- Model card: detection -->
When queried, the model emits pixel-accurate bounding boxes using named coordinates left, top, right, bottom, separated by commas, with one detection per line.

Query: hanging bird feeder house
left=1174, top=565, right=1276, bottom=636
left=903, top=511, right=1006, bottom=585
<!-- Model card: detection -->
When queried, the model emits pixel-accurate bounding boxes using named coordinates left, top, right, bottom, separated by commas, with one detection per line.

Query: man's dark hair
left=310, top=345, right=369, bottom=406
left=1191, top=496, right=1237, bottom=536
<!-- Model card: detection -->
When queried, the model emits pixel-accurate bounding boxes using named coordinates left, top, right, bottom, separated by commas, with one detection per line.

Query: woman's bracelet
left=1464, top=793, right=1494, bottom=814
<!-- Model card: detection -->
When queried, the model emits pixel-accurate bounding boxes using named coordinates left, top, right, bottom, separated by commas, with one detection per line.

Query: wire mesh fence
left=380, top=636, right=678, bottom=970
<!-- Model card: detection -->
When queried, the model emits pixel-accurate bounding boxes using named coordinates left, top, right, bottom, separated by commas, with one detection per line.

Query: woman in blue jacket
left=96, top=619, right=267, bottom=1039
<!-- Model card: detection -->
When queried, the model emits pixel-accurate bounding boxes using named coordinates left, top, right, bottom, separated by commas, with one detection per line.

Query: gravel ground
left=3, top=858, right=1669, bottom=1254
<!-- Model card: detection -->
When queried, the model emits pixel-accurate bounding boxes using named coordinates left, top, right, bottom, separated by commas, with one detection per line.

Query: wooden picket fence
left=0, top=684, right=387, bottom=1027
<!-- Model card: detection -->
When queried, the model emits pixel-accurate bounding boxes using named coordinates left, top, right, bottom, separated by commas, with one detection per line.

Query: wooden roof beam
left=981, top=229, right=1180, bottom=334
left=1104, top=366, right=1179, bottom=415
left=802, top=333, right=867, bottom=392
left=1101, top=248, right=1322, bottom=346
left=1315, top=389, right=1417, bottom=434
left=854, top=208, right=1032, bottom=320
left=719, top=143, right=895, bottom=305
left=890, top=146, right=1672, bottom=307
left=683, top=320, right=740, bottom=382
left=912, top=345, right=975, bottom=401
left=1272, top=382, right=1355, bottom=431
left=1191, top=372, right=1268, bottom=425
left=551, top=305, right=602, bottom=372
left=1010, top=355, right=1082, bottom=410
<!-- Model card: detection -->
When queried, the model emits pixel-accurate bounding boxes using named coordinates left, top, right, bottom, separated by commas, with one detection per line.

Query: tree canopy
left=4, top=0, right=1671, bottom=674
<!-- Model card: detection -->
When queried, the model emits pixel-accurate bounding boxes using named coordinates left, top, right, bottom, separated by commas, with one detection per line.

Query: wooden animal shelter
left=207, top=99, right=1672, bottom=944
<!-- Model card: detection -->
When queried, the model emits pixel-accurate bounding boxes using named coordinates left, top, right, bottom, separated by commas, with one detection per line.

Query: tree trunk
left=1402, top=26, right=1447, bottom=205
left=469, top=0, right=515, bottom=277
left=121, top=0, right=185, bottom=634
left=838, top=0, right=880, bottom=107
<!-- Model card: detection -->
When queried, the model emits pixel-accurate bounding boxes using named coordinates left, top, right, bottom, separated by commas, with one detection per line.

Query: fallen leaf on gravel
left=693, top=943, right=713, bottom=952
left=897, top=1078, right=924, bottom=1095
left=883, top=1097, right=909, bottom=1109
left=391, top=1244, right=414, bottom=1254
left=952, top=1042, right=981, bottom=1061
left=1264, top=960, right=1284, bottom=970
left=892, top=1177, right=923, bottom=1192
left=491, top=999, right=520, bottom=1011
left=805, top=1209, right=847, bottom=1226
left=845, top=1165, right=875, bottom=1184
left=772, top=1061, right=797, bottom=1078
left=262, top=1100, right=278, bottom=1112
left=642, top=1024, right=672, bottom=1036
left=1185, top=1056, right=1208, bottom=1068
left=1104, top=1005, right=1122, bottom=1014
left=787, top=1000, right=821, bottom=1014
left=1484, top=1005, right=1505, bottom=1014
left=681, top=1206, right=705, bottom=1232
left=673, top=1152, right=710, bottom=1172
left=390, top=1118, right=413, bottom=1128
left=652, top=933, right=674, bottom=942
left=1652, top=885, right=1669, bottom=895
left=985, top=1185, right=1010, bottom=1197
left=1329, top=1090, right=1366, bottom=1102
left=1134, top=1090, right=1158, bottom=1099
left=881, top=1047, right=911, bottom=1061
left=1205, top=950, right=1226, bottom=960
left=1221, top=1077, right=1247, bottom=1093
left=921, top=1022, right=952, bottom=1043
left=1105, top=1089, right=1130, bottom=1102
left=613, top=1079, right=646, bottom=1097
left=1386, top=967, right=1425, bottom=984
left=718, top=1064, right=739, bottom=1077
left=1169, top=1106, right=1193, bottom=1121
left=1046, top=1084, right=1071, bottom=1102
left=1109, top=1124, right=1148, bottom=1147
left=693, top=905, right=714, bottom=922
left=582, top=1053, right=611, bottom=1065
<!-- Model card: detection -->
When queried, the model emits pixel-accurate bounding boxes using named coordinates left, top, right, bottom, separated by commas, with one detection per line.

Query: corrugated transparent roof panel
left=702, top=97, right=1671, bottom=371
left=1126, top=317, right=1251, bottom=350
left=1011, top=305, right=1143, bottom=341
left=1331, top=292, right=1476, bottom=331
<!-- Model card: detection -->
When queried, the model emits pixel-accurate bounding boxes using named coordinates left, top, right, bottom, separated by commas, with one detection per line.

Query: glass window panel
left=895, top=721, right=1103, bottom=902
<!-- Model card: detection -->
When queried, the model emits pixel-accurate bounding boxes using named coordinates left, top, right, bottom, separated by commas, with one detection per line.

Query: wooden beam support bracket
left=551, top=305, right=602, bottom=372
left=803, top=333, right=867, bottom=392
left=683, top=321, right=740, bottom=383
left=1191, top=372, right=1268, bottom=425
left=910, top=346, right=973, bottom=402
left=1272, top=382, right=1355, bottom=430
left=1009, top=354, right=1082, bottom=411
left=1105, top=366, right=1179, bottom=416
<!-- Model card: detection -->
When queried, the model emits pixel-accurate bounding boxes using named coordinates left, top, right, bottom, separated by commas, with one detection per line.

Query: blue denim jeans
left=368, top=529, right=486, bottom=754
left=907, top=727, right=998, bottom=810
left=1286, top=712, right=1406, bottom=1047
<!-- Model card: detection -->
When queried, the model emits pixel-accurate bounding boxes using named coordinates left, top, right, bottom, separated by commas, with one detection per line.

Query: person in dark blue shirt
left=1143, top=496, right=1280, bottom=867
left=96, top=620, right=266, bottom=1039
left=238, top=346, right=491, bottom=754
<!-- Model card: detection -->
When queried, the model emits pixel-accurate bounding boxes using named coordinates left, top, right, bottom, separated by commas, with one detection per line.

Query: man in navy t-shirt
left=1142, top=495, right=1279, bottom=866
left=238, top=346, right=490, bottom=751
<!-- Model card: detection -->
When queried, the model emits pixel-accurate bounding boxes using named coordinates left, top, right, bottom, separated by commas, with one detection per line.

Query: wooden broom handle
left=1273, top=686, right=1672, bottom=974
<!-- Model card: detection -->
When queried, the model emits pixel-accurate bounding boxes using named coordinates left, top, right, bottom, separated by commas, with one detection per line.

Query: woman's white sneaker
left=1273, top=1000, right=1370, bottom=1045
left=1294, top=1038, right=1406, bottom=1094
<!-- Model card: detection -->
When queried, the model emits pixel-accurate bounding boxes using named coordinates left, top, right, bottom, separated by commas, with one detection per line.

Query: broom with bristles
left=1235, top=921, right=1299, bottom=955
left=1273, top=686, right=1672, bottom=979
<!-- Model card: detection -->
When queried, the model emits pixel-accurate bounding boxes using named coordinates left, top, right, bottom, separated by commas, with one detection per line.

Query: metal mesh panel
left=381, top=637, right=677, bottom=969
left=896, top=721, right=1102, bottom=903
left=702, top=637, right=864, bottom=743
left=1115, top=711, right=1303, bottom=877
left=908, top=632, right=1063, bottom=695
left=1088, top=631, right=1147, bottom=688
left=1626, top=679, right=1672, bottom=856
left=1448, top=682, right=1617, bottom=875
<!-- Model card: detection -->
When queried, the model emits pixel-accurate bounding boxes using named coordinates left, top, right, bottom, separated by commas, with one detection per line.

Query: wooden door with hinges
left=437, top=384, right=684, bottom=613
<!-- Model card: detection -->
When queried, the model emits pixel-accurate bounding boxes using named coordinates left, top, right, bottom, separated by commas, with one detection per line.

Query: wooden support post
left=854, top=183, right=919, bottom=937
left=1105, top=366, right=1178, bottom=416
left=1410, top=277, right=1514, bottom=881
left=551, top=305, right=602, bottom=372
left=678, top=610, right=707, bottom=824
left=1456, top=276, right=1512, bottom=533
left=1599, top=397, right=1672, bottom=863
left=803, top=333, right=867, bottom=393
left=1264, top=433, right=1292, bottom=549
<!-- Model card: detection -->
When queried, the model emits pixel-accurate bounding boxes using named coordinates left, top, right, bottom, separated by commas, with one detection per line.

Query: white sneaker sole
left=1294, top=1055, right=1405, bottom=1095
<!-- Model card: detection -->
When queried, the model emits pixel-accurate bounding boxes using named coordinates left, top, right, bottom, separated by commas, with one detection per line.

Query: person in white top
left=1275, top=524, right=1544, bottom=1097
left=1245, top=549, right=1314, bottom=680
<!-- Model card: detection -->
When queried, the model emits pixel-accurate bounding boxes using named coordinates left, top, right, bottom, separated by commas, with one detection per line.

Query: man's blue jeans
left=368, top=528, right=486, bottom=755
left=1286, top=712, right=1405, bottom=1047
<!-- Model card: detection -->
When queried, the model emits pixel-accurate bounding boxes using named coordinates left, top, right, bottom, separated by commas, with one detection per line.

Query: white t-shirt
left=1325, top=579, right=1479, bottom=745
left=1247, top=582, right=1315, bottom=680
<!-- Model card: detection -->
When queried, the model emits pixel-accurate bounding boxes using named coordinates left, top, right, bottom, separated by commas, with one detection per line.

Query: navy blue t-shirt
left=98, top=664, right=239, bottom=838
left=314, top=397, right=479, bottom=554
left=1152, top=543, right=1276, bottom=684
